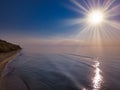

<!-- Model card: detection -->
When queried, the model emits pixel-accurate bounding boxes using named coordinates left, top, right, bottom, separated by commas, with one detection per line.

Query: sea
left=0, top=46, right=120, bottom=90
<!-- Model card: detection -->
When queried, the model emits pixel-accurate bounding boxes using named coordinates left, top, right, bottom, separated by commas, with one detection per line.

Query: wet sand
left=0, top=51, right=20, bottom=78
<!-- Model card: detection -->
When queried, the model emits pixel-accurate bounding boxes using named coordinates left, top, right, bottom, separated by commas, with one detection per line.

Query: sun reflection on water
left=92, top=58, right=103, bottom=90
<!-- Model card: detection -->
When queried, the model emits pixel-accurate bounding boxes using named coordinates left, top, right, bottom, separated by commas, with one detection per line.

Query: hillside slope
left=0, top=39, right=21, bottom=52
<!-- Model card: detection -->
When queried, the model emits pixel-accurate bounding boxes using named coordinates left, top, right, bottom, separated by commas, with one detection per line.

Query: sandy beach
left=0, top=50, right=20, bottom=78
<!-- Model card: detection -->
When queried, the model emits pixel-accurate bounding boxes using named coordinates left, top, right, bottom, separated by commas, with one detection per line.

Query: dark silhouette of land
left=0, top=39, right=21, bottom=78
left=0, top=39, right=21, bottom=52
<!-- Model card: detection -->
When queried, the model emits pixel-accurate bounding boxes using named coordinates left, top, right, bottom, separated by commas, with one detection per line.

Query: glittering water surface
left=92, top=59, right=103, bottom=90
left=0, top=47, right=120, bottom=90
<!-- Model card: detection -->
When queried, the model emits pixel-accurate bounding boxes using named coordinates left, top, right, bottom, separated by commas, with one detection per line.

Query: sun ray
left=67, top=5, right=86, bottom=15
left=71, top=0, right=89, bottom=13
left=106, top=5, right=120, bottom=17
left=65, top=0, right=120, bottom=46
left=103, top=0, right=115, bottom=11
left=105, top=20, right=120, bottom=30
left=82, top=0, right=91, bottom=9
left=64, top=18, right=86, bottom=27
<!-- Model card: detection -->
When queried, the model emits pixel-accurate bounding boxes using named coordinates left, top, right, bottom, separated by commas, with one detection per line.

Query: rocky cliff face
left=0, top=39, right=21, bottom=52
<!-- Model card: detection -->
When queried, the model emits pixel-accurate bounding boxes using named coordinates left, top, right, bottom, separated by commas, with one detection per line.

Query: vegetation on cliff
left=0, top=39, right=21, bottom=52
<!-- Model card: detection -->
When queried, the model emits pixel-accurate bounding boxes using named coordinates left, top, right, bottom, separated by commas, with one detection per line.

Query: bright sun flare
left=87, top=10, right=105, bottom=25
left=67, top=0, right=120, bottom=45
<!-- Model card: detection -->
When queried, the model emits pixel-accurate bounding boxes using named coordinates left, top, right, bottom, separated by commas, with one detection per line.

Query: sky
left=0, top=0, right=82, bottom=39
left=0, top=0, right=120, bottom=46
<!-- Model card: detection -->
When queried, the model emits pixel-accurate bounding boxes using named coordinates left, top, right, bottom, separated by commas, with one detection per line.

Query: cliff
left=0, top=39, right=21, bottom=53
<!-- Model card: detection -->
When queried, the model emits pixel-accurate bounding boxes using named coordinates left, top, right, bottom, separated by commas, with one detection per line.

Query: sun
left=67, top=0, right=120, bottom=45
left=87, top=10, right=105, bottom=26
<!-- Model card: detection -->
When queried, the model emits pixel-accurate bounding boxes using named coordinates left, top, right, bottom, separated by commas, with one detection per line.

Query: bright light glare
left=87, top=10, right=105, bottom=25
left=67, top=0, right=120, bottom=44
left=92, top=60, right=103, bottom=90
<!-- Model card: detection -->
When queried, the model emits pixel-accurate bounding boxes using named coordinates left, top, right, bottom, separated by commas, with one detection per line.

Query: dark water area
left=0, top=46, right=120, bottom=90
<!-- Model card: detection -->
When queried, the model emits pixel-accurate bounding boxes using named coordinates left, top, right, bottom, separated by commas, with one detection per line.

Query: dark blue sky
left=0, top=0, right=82, bottom=38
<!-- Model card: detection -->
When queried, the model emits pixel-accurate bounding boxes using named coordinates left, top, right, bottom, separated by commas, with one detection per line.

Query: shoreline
left=0, top=50, right=20, bottom=78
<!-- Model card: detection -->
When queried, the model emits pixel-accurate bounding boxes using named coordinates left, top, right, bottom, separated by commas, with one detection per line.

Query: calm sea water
left=0, top=46, right=120, bottom=90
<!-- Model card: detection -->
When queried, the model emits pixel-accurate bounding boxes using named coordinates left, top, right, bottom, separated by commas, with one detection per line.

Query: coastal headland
left=0, top=39, right=21, bottom=78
